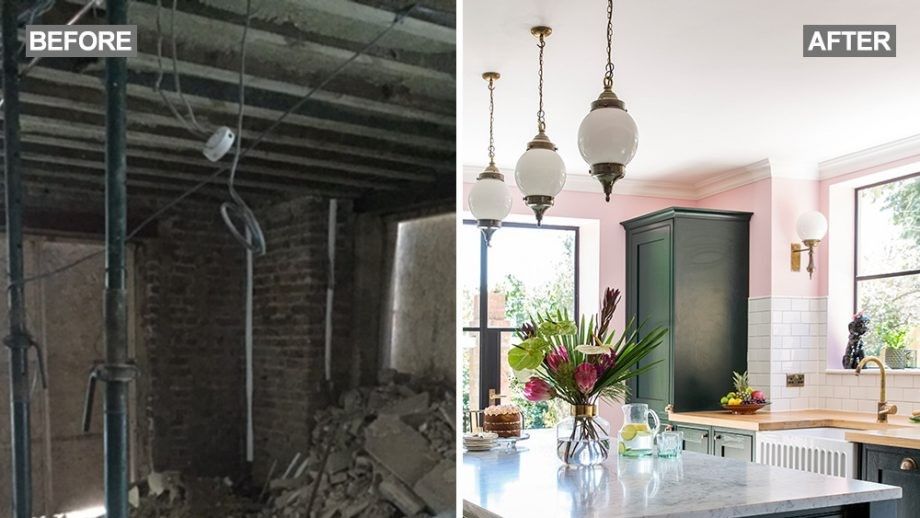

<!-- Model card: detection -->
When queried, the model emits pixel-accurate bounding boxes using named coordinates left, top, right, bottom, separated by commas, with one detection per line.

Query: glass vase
left=556, top=405, right=611, bottom=466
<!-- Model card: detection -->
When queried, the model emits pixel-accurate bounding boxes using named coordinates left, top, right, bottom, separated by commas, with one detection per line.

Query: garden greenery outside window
left=855, top=173, right=920, bottom=358
left=461, top=220, right=578, bottom=430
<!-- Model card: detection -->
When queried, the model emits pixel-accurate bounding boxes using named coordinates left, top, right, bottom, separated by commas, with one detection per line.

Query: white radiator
left=755, top=428, right=859, bottom=479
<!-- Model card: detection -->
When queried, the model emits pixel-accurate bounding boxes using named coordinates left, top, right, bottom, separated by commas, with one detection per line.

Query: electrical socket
left=786, top=373, right=805, bottom=387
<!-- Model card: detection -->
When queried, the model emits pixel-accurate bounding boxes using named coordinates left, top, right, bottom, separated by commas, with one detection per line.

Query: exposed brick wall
left=5, top=184, right=365, bottom=482
left=250, top=196, right=354, bottom=481
left=5, top=185, right=250, bottom=478
left=136, top=204, right=246, bottom=476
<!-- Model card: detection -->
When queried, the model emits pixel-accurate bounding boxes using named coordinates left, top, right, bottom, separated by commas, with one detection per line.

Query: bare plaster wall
left=388, top=213, right=456, bottom=384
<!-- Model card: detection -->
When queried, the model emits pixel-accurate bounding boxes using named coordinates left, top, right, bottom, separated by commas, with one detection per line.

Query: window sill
left=826, top=368, right=920, bottom=375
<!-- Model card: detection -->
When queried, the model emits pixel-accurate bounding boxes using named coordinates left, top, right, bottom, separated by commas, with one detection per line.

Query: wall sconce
left=791, top=211, right=828, bottom=279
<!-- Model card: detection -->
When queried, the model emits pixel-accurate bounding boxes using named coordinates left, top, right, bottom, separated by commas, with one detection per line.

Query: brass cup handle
left=900, top=457, right=918, bottom=471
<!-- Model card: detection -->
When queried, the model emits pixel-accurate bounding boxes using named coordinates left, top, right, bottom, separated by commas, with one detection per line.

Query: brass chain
left=604, top=0, right=615, bottom=89
left=487, top=76, right=495, bottom=165
left=537, top=33, right=546, bottom=133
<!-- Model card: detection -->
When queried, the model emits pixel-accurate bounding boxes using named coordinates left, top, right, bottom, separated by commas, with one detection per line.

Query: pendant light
left=468, top=72, right=512, bottom=246
left=515, top=26, right=566, bottom=225
left=577, top=0, right=638, bottom=202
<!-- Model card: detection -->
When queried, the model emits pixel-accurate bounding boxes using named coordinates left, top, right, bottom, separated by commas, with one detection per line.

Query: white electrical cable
left=154, top=0, right=209, bottom=138
left=219, top=0, right=266, bottom=255
left=244, top=226, right=254, bottom=462
left=324, top=199, right=337, bottom=383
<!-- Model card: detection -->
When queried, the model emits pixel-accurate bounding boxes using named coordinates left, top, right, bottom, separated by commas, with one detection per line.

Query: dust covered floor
left=130, top=370, right=455, bottom=518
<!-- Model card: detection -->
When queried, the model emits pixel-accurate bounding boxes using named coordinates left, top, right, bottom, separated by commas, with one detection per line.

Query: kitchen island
left=462, top=429, right=900, bottom=517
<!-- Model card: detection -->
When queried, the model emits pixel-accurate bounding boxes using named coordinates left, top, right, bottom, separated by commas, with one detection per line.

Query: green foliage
left=508, top=305, right=668, bottom=406
left=507, top=339, right=548, bottom=371
left=857, top=177, right=920, bottom=356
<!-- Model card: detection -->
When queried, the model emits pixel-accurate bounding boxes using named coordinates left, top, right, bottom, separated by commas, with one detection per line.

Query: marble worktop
left=462, top=429, right=900, bottom=518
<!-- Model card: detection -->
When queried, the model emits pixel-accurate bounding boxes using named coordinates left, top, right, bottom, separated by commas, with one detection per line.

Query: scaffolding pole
left=103, top=0, right=132, bottom=515
left=3, top=1, right=33, bottom=516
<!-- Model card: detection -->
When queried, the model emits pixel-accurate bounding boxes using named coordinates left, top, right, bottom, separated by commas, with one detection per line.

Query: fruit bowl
left=721, top=402, right=770, bottom=415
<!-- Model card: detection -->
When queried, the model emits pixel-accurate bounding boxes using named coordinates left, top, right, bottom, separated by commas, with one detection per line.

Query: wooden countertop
left=845, top=428, right=920, bottom=449
left=668, top=409, right=915, bottom=432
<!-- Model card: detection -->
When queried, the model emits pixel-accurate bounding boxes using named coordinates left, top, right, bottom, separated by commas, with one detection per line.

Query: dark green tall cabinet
left=621, top=208, right=752, bottom=418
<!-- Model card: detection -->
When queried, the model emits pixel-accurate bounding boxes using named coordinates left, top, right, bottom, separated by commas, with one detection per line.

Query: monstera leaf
left=508, top=336, right=550, bottom=370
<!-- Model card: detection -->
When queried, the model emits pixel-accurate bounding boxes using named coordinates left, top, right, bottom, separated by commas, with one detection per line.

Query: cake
left=482, top=404, right=522, bottom=437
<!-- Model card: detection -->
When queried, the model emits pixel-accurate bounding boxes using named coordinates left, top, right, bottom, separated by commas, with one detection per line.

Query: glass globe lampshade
left=514, top=135, right=566, bottom=225
left=469, top=164, right=512, bottom=245
left=577, top=90, right=637, bottom=202
left=796, top=211, right=828, bottom=242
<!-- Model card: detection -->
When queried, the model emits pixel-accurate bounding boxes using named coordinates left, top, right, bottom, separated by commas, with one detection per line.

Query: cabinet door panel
left=627, top=223, right=672, bottom=416
left=862, top=445, right=920, bottom=518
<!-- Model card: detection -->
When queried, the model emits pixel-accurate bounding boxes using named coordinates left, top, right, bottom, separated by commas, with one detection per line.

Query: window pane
left=461, top=331, right=480, bottom=432
left=461, top=223, right=482, bottom=328
left=486, top=226, right=576, bottom=329
left=856, top=274, right=920, bottom=357
left=857, top=175, right=920, bottom=276
left=499, top=331, right=567, bottom=429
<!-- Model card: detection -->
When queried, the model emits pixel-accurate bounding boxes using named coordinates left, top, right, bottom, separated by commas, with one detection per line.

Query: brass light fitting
left=578, top=0, right=637, bottom=202
left=790, top=239, right=821, bottom=279
left=520, top=26, right=562, bottom=226
left=469, top=71, right=512, bottom=245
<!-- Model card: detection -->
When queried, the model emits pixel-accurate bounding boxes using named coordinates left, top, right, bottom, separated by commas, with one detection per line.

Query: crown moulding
left=463, top=133, right=920, bottom=201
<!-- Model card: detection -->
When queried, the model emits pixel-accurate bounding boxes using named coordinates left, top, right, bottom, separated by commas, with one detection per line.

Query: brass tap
left=855, top=356, right=898, bottom=423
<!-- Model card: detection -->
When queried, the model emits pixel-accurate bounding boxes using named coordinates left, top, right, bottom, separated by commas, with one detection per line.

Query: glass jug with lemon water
left=617, top=403, right=660, bottom=457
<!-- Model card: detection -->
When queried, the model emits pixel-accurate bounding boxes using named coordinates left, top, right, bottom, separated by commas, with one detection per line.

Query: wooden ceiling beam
left=15, top=133, right=398, bottom=191
left=24, top=65, right=453, bottom=168
left=11, top=109, right=435, bottom=183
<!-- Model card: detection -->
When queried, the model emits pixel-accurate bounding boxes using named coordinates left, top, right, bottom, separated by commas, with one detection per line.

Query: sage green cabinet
left=674, top=424, right=710, bottom=455
left=713, top=428, right=754, bottom=461
left=861, top=443, right=920, bottom=518
left=673, top=424, right=755, bottom=461
left=622, top=208, right=752, bottom=416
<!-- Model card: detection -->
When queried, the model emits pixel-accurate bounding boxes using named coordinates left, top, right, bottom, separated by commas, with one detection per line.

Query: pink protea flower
left=544, top=347, right=569, bottom=373
left=595, top=352, right=616, bottom=377
left=523, top=377, right=555, bottom=401
left=574, top=363, right=598, bottom=394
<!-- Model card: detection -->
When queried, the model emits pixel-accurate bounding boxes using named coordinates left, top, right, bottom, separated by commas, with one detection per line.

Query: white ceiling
left=462, top=0, right=920, bottom=185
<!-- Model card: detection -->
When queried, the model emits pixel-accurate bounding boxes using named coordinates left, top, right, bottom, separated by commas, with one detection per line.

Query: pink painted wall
left=770, top=178, right=822, bottom=297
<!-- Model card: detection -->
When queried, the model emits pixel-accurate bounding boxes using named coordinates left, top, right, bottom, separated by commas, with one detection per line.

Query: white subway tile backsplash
left=791, top=299, right=810, bottom=311
left=743, top=296, right=920, bottom=414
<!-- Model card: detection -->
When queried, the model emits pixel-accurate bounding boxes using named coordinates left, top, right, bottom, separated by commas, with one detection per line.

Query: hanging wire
left=536, top=32, right=546, bottom=134
left=16, top=3, right=419, bottom=287
left=487, top=75, right=495, bottom=165
left=219, top=0, right=266, bottom=255
left=604, top=0, right=615, bottom=90
left=154, top=0, right=209, bottom=137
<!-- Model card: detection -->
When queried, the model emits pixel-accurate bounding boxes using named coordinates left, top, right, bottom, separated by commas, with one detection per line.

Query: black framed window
left=461, top=220, right=579, bottom=429
left=854, top=173, right=920, bottom=357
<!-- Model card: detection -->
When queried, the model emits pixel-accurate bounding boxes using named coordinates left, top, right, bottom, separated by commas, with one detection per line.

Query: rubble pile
left=129, top=472, right=262, bottom=518
left=129, top=369, right=455, bottom=518
left=260, top=369, right=455, bottom=518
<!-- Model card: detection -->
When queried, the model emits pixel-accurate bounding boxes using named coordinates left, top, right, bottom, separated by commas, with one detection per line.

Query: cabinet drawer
left=713, top=429, right=754, bottom=461
left=675, top=425, right=710, bottom=455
